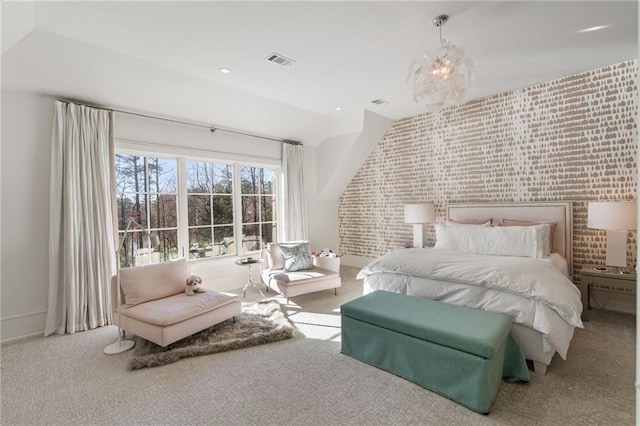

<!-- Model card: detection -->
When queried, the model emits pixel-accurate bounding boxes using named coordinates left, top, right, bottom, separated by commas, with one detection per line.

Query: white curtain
left=282, top=143, right=308, bottom=241
left=45, top=101, right=116, bottom=336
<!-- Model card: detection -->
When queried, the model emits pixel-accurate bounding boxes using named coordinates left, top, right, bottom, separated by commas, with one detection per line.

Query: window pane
left=261, top=223, right=276, bottom=245
left=117, top=230, right=149, bottom=267
left=115, top=154, right=146, bottom=193
left=150, top=194, right=177, bottom=228
left=261, top=196, right=276, bottom=222
left=242, top=224, right=260, bottom=253
left=116, top=194, right=135, bottom=230
left=241, top=166, right=259, bottom=194
left=213, top=163, right=233, bottom=194
left=188, top=195, right=211, bottom=226
left=261, top=168, right=276, bottom=195
left=186, top=161, right=212, bottom=193
left=155, top=229, right=178, bottom=262
left=189, top=228, right=212, bottom=260
left=242, top=196, right=259, bottom=223
left=214, top=226, right=235, bottom=256
left=116, top=193, right=148, bottom=230
left=212, top=195, right=233, bottom=225
left=148, top=157, right=177, bottom=193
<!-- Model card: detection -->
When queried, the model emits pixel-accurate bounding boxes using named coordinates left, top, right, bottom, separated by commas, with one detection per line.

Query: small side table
left=235, top=258, right=265, bottom=298
left=580, top=264, right=636, bottom=321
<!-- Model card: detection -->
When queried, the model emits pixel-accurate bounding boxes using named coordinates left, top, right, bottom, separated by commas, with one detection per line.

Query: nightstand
left=580, top=264, right=636, bottom=321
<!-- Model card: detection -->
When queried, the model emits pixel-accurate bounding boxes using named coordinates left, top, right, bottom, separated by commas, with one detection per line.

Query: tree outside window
left=115, top=153, right=278, bottom=263
left=115, top=155, right=178, bottom=267
left=241, top=166, right=277, bottom=252
left=186, top=161, right=234, bottom=258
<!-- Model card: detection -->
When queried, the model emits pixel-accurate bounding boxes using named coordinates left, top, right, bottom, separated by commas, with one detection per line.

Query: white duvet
left=357, top=248, right=584, bottom=359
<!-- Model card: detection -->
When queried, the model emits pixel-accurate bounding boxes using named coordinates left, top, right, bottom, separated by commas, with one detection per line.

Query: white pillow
left=434, top=223, right=551, bottom=258
left=265, top=242, right=285, bottom=270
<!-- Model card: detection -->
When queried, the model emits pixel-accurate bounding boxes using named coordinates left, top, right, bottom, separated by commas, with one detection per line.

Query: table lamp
left=587, top=201, right=637, bottom=273
left=404, top=203, right=436, bottom=248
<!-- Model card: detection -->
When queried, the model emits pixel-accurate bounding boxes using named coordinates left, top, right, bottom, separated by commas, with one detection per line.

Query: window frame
left=183, top=160, right=236, bottom=260
left=238, top=165, right=279, bottom=254
left=114, top=153, right=180, bottom=267
left=115, top=147, right=280, bottom=263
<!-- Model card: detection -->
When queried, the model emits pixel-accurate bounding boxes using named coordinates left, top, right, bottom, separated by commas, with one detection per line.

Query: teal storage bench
left=341, top=290, right=530, bottom=413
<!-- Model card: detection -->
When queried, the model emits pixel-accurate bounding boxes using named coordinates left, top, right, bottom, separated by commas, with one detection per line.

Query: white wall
left=0, top=92, right=286, bottom=342
left=1, top=2, right=35, bottom=54
left=115, top=112, right=282, bottom=164
left=316, top=110, right=392, bottom=200
left=308, top=109, right=392, bottom=265
left=1, top=91, right=54, bottom=342
left=305, top=145, right=339, bottom=254
left=0, top=92, right=384, bottom=341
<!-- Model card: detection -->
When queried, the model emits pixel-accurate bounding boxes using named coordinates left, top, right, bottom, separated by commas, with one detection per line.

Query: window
left=241, top=166, right=277, bottom=252
left=115, top=155, right=178, bottom=267
left=114, top=153, right=278, bottom=265
left=186, top=161, right=234, bottom=259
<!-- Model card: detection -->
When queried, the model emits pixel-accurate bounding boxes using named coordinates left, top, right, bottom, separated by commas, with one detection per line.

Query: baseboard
left=1, top=310, right=47, bottom=344
left=1, top=331, right=44, bottom=345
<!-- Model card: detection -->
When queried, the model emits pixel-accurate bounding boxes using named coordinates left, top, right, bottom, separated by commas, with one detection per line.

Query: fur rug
left=127, top=300, right=294, bottom=370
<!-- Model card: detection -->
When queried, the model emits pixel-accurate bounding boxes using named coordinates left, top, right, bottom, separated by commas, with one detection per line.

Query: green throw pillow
left=279, top=242, right=313, bottom=272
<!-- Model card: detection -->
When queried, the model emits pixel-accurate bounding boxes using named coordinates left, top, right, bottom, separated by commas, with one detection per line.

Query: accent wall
left=339, top=60, right=638, bottom=283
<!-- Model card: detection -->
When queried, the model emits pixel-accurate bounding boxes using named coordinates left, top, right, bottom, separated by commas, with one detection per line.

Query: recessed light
left=336, top=107, right=342, bottom=111
left=220, top=68, right=231, bottom=74
left=577, top=25, right=609, bottom=33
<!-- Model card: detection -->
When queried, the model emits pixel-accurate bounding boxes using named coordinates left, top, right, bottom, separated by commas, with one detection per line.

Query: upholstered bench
left=112, top=258, right=241, bottom=347
left=340, top=290, right=530, bottom=413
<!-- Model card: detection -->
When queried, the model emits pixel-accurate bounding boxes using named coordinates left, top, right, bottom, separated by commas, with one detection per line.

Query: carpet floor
left=0, top=266, right=635, bottom=425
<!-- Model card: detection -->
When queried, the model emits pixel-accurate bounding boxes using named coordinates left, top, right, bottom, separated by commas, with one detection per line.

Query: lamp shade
left=587, top=201, right=637, bottom=230
left=404, top=204, right=436, bottom=224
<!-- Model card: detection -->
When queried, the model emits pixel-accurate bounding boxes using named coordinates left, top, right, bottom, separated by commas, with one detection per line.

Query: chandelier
left=408, top=14, right=474, bottom=111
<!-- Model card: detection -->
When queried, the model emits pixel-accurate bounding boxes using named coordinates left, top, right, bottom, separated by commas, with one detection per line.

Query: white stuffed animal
left=185, top=275, right=205, bottom=296
left=318, top=248, right=335, bottom=258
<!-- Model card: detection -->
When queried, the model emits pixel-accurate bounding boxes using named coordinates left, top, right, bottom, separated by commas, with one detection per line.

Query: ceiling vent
left=371, top=98, right=389, bottom=106
left=266, top=52, right=295, bottom=66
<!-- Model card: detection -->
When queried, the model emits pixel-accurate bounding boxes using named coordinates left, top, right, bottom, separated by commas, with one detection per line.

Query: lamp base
left=104, top=339, right=135, bottom=355
left=412, top=223, right=424, bottom=248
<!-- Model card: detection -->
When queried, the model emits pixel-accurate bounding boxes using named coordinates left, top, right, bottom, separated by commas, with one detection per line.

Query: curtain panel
left=282, top=143, right=308, bottom=242
left=45, top=101, right=116, bottom=336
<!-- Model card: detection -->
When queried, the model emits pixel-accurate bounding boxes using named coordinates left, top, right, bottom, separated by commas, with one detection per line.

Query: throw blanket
left=358, top=248, right=583, bottom=329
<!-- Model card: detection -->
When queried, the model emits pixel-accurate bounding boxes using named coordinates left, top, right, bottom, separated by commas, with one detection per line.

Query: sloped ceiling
left=2, top=1, right=638, bottom=146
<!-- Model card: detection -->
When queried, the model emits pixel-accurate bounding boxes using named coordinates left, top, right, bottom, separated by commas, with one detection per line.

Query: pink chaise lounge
left=111, top=258, right=241, bottom=347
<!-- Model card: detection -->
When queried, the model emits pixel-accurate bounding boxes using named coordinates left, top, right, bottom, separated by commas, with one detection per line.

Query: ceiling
left=2, top=1, right=638, bottom=146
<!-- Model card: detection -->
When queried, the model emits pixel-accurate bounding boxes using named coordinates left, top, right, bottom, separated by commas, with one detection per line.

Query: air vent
left=371, top=98, right=389, bottom=106
left=265, top=52, right=295, bottom=66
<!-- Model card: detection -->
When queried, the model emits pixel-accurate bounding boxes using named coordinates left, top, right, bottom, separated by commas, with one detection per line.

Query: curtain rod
left=57, top=98, right=302, bottom=145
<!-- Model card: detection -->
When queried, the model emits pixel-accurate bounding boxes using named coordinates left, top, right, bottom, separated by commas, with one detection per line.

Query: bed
left=357, top=202, right=583, bottom=374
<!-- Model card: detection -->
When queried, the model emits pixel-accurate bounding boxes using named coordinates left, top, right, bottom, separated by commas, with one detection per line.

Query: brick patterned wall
left=339, top=60, right=638, bottom=280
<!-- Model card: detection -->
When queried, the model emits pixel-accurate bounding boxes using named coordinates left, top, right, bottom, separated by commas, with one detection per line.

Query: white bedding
left=357, top=248, right=584, bottom=359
